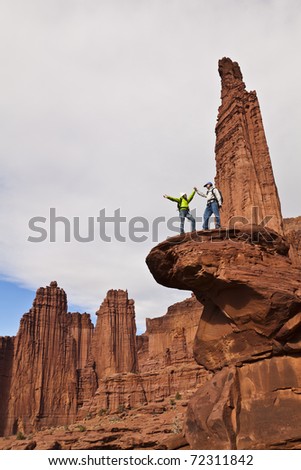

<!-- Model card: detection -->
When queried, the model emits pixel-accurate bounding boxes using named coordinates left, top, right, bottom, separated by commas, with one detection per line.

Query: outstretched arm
left=187, top=189, right=196, bottom=203
left=194, top=187, right=206, bottom=198
left=163, top=195, right=180, bottom=202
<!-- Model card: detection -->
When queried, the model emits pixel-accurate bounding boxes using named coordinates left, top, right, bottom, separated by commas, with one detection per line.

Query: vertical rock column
left=70, top=312, right=94, bottom=370
left=93, top=290, right=138, bottom=379
left=0, top=336, right=14, bottom=436
left=70, top=312, right=97, bottom=406
left=214, top=57, right=283, bottom=234
left=5, top=281, right=78, bottom=435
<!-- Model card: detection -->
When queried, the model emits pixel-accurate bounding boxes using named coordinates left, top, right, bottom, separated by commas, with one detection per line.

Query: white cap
left=180, top=192, right=186, bottom=197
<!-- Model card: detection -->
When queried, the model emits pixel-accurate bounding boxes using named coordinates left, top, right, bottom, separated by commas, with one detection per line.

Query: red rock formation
left=0, top=283, right=211, bottom=438
left=146, top=227, right=298, bottom=368
left=145, top=58, right=301, bottom=449
left=84, top=373, right=147, bottom=415
left=136, top=296, right=210, bottom=405
left=186, top=356, right=301, bottom=449
left=0, top=336, right=14, bottom=436
left=284, top=216, right=301, bottom=265
left=70, top=312, right=94, bottom=370
left=0, top=393, right=192, bottom=450
left=4, top=282, right=79, bottom=435
left=215, top=57, right=283, bottom=234
left=140, top=365, right=209, bottom=406
left=1, top=282, right=98, bottom=436
left=1, top=57, right=300, bottom=448
left=70, top=313, right=97, bottom=408
left=84, top=294, right=210, bottom=414
left=146, top=225, right=301, bottom=448
left=92, top=290, right=138, bottom=379
left=138, top=295, right=202, bottom=372
left=83, top=290, right=142, bottom=414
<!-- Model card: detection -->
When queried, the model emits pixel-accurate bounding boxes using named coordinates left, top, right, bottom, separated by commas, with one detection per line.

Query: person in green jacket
left=163, top=190, right=196, bottom=234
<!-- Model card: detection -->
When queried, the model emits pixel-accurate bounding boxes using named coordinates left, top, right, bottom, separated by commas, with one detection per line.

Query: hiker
left=194, top=182, right=222, bottom=230
left=163, top=190, right=196, bottom=234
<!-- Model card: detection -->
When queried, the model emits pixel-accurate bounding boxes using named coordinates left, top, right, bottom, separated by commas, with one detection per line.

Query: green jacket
left=167, top=190, right=196, bottom=210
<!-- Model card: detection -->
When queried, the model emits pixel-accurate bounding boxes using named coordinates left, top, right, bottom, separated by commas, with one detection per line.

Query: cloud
left=0, top=0, right=301, bottom=334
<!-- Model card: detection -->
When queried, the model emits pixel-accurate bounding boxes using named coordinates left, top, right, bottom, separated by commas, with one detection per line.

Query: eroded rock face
left=138, top=296, right=203, bottom=372
left=145, top=57, right=301, bottom=449
left=136, top=295, right=210, bottom=408
left=0, top=336, right=14, bottom=436
left=284, top=216, right=301, bottom=265
left=146, top=227, right=300, bottom=372
left=70, top=313, right=97, bottom=408
left=1, top=282, right=98, bottom=436
left=146, top=226, right=301, bottom=448
left=0, top=392, right=193, bottom=450
left=92, top=290, right=138, bottom=379
left=81, top=294, right=210, bottom=415
left=4, top=282, right=79, bottom=435
left=215, top=57, right=283, bottom=234
left=186, top=356, right=301, bottom=449
left=0, top=283, right=210, bottom=438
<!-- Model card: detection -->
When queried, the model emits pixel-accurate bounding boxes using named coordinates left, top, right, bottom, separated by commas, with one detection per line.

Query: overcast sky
left=0, top=0, right=301, bottom=336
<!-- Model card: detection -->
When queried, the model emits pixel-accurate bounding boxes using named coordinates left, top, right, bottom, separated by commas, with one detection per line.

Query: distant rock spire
left=92, top=289, right=138, bottom=378
left=3, top=282, right=95, bottom=436
left=215, top=57, right=283, bottom=234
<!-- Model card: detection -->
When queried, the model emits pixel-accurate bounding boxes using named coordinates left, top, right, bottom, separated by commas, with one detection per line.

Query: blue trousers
left=203, top=201, right=221, bottom=229
left=179, top=209, right=196, bottom=233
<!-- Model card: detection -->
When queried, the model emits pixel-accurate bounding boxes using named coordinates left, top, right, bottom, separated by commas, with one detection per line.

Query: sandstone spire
left=5, top=282, right=77, bottom=434
left=3, top=282, right=86, bottom=435
left=92, top=290, right=138, bottom=378
left=0, top=336, right=14, bottom=436
left=215, top=57, right=283, bottom=234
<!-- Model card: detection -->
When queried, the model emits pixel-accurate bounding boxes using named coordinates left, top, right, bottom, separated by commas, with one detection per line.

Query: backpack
left=177, top=197, right=183, bottom=211
left=212, top=188, right=223, bottom=206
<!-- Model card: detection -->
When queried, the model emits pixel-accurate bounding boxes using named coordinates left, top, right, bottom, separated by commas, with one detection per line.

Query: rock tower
left=215, top=57, right=283, bottom=234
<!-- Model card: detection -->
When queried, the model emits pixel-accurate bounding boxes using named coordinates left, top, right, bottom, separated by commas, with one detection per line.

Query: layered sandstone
left=81, top=294, right=209, bottom=415
left=138, top=295, right=202, bottom=373
left=92, top=290, right=138, bottom=379
left=145, top=57, right=301, bottom=448
left=144, top=58, right=301, bottom=449
left=186, top=356, right=301, bottom=450
left=146, top=227, right=299, bottom=369
left=2, top=282, right=97, bottom=436
left=0, top=291, right=208, bottom=449
left=284, top=216, right=301, bottom=265
left=0, top=283, right=209, bottom=439
left=4, top=282, right=78, bottom=435
left=70, top=313, right=97, bottom=408
left=136, top=296, right=209, bottom=404
left=0, top=393, right=192, bottom=450
left=2, top=56, right=300, bottom=449
left=0, top=336, right=14, bottom=436
left=146, top=226, right=301, bottom=448
left=215, top=57, right=283, bottom=234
